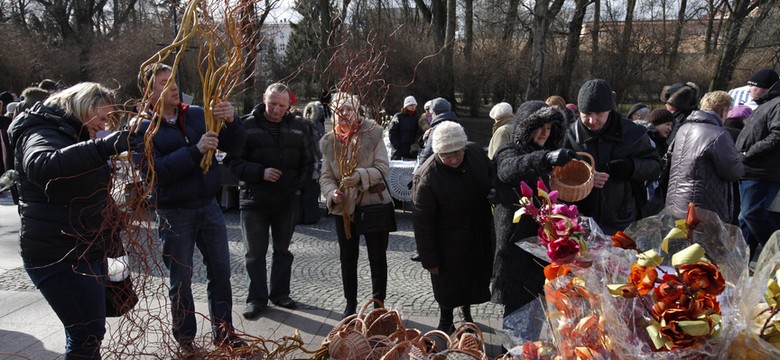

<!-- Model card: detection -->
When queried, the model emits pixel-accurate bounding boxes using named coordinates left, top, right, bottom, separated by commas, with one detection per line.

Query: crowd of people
left=2, top=66, right=779, bottom=358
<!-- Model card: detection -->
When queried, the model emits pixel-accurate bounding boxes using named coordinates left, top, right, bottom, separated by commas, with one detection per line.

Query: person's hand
left=97, top=130, right=133, bottom=156
left=196, top=131, right=219, bottom=154
left=593, top=171, right=609, bottom=189
left=264, top=168, right=282, bottom=182
left=332, top=189, right=344, bottom=204
left=427, top=266, right=439, bottom=275
left=212, top=102, right=235, bottom=123
left=546, top=148, right=577, bottom=166
left=607, top=159, right=635, bottom=180
left=341, top=172, right=360, bottom=187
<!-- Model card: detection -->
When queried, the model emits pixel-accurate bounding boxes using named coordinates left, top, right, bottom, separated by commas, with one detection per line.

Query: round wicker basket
left=550, top=151, right=595, bottom=202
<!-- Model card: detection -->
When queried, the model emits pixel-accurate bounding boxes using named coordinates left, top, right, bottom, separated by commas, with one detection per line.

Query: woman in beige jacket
left=320, top=92, right=393, bottom=318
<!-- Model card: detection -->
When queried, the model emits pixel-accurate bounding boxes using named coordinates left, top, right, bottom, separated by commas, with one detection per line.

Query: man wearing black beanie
left=563, top=79, right=661, bottom=234
left=735, top=68, right=780, bottom=259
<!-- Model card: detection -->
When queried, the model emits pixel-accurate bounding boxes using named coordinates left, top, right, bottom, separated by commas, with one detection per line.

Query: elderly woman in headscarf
left=320, top=92, right=393, bottom=318
left=491, top=103, right=576, bottom=318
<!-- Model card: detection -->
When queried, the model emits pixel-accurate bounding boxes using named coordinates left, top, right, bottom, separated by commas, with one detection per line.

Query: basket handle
left=576, top=151, right=595, bottom=172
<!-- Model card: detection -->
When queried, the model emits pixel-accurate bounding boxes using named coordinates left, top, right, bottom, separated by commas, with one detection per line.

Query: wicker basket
left=550, top=151, right=595, bottom=202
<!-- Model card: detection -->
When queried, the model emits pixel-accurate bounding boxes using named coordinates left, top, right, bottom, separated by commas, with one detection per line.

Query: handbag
left=105, top=276, right=139, bottom=317
left=354, top=169, right=397, bottom=235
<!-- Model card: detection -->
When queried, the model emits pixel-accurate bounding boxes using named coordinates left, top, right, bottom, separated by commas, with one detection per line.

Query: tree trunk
left=463, top=0, right=479, bottom=116
left=667, top=0, right=687, bottom=70
left=441, top=0, right=456, bottom=102
left=525, top=0, right=564, bottom=101
left=557, top=0, right=590, bottom=102
left=589, top=0, right=600, bottom=76
left=710, top=0, right=775, bottom=90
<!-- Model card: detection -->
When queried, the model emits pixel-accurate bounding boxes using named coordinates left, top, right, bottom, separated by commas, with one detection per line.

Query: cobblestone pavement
left=0, top=199, right=503, bottom=320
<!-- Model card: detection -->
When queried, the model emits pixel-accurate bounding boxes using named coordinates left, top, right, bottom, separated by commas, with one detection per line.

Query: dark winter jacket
left=9, top=103, right=123, bottom=261
left=224, top=104, right=312, bottom=211
left=666, top=110, right=743, bottom=222
left=388, top=111, right=420, bottom=159
left=412, top=142, right=494, bottom=308
left=415, top=111, right=459, bottom=169
left=491, top=107, right=567, bottom=310
left=735, top=80, right=780, bottom=182
left=137, top=104, right=247, bottom=209
left=564, top=111, right=661, bottom=234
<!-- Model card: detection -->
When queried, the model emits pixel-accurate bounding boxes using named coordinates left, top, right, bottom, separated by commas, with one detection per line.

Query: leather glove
left=546, top=148, right=577, bottom=166
left=607, top=159, right=635, bottom=180
left=97, top=130, right=133, bottom=157
left=341, top=172, right=360, bottom=187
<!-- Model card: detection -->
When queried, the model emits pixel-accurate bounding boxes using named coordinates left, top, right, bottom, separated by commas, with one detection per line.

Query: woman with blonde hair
left=666, top=90, right=744, bottom=222
left=320, top=92, right=393, bottom=318
left=8, top=82, right=133, bottom=359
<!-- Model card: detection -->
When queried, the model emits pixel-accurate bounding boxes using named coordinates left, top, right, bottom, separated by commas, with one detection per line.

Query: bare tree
left=525, top=0, right=564, bottom=101
left=556, top=0, right=591, bottom=101
left=667, top=0, right=687, bottom=69
left=711, top=0, right=777, bottom=90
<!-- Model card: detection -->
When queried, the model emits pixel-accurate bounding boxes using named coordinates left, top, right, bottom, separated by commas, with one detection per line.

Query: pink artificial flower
left=552, top=204, right=579, bottom=218
left=520, top=181, right=533, bottom=198
left=537, top=179, right=548, bottom=193
left=547, top=237, right=580, bottom=264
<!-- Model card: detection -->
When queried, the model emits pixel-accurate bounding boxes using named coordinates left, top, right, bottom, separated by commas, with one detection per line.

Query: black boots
left=437, top=305, right=474, bottom=333
left=437, top=305, right=454, bottom=333
left=342, top=301, right=357, bottom=319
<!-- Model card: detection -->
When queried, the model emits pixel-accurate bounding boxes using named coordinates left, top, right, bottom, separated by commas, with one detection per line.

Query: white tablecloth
left=387, top=160, right=416, bottom=202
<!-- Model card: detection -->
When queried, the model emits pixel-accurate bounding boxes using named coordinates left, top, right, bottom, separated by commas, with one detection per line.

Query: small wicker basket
left=550, top=151, right=595, bottom=202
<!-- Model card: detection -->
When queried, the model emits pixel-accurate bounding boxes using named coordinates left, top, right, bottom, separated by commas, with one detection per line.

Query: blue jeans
left=240, top=198, right=298, bottom=307
left=25, top=258, right=106, bottom=359
left=157, top=199, right=234, bottom=344
left=739, top=179, right=780, bottom=256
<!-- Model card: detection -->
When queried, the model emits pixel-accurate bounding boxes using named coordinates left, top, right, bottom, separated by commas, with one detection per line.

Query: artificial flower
left=679, top=261, right=726, bottom=295
left=654, top=274, right=684, bottom=304
left=628, top=263, right=657, bottom=296
left=547, top=238, right=580, bottom=264
left=611, top=231, right=637, bottom=250
left=544, top=263, right=571, bottom=280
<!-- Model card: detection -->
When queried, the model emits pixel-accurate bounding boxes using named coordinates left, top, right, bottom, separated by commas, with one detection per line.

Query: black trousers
left=334, top=215, right=389, bottom=305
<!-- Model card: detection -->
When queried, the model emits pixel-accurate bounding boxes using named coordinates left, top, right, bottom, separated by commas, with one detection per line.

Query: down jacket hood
left=511, top=106, right=567, bottom=153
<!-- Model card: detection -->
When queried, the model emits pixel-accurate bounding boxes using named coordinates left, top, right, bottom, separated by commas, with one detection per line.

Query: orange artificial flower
left=628, top=263, right=657, bottom=296
left=611, top=231, right=637, bottom=250
left=544, top=263, right=571, bottom=280
left=679, top=261, right=725, bottom=295
left=654, top=274, right=684, bottom=304
left=686, top=202, right=700, bottom=231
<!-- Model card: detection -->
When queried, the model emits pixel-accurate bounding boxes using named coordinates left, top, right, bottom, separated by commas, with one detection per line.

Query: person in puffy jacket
left=9, top=82, right=132, bottom=359
left=666, top=91, right=744, bottom=223
left=388, top=95, right=421, bottom=160
left=136, top=63, right=248, bottom=354
left=491, top=104, right=575, bottom=317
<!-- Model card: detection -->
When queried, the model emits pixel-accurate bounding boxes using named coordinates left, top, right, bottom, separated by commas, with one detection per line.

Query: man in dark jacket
left=223, top=83, right=312, bottom=319
left=137, top=64, right=247, bottom=354
left=564, top=79, right=661, bottom=234
left=735, top=68, right=780, bottom=258
left=415, top=97, right=458, bottom=171
left=661, top=81, right=700, bottom=141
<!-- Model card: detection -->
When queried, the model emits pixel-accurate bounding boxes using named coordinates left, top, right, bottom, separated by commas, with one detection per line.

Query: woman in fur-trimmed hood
left=319, top=92, right=392, bottom=319
left=491, top=103, right=576, bottom=318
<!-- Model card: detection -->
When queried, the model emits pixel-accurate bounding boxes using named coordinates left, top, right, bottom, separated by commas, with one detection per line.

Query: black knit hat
left=747, top=69, right=779, bottom=89
left=577, top=79, right=614, bottom=113
left=647, top=108, right=674, bottom=126
left=660, top=82, right=700, bottom=112
left=429, top=97, right=451, bottom=115
left=626, top=103, right=648, bottom=119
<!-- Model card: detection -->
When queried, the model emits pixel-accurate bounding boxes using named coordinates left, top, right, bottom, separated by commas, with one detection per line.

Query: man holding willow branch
left=136, top=63, right=248, bottom=355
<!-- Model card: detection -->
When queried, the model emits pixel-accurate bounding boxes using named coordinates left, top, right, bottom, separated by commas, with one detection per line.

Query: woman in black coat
left=8, top=82, right=131, bottom=359
left=491, top=104, right=574, bottom=317
left=413, top=121, right=494, bottom=333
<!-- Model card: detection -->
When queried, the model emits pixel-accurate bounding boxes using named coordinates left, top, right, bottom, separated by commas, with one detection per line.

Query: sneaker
left=410, top=253, right=421, bottom=262
left=242, top=304, right=266, bottom=320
